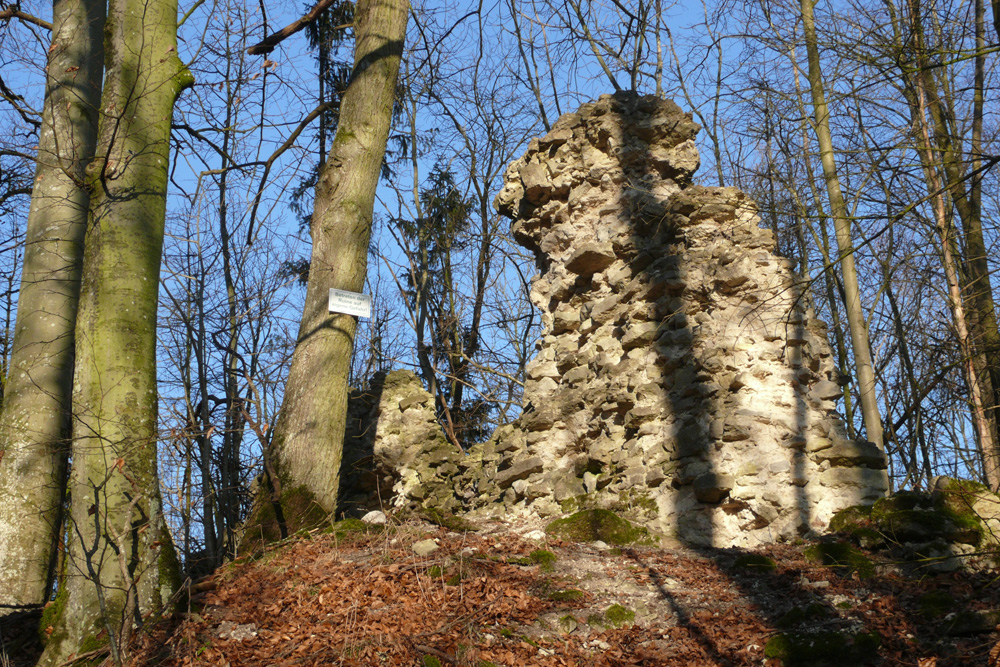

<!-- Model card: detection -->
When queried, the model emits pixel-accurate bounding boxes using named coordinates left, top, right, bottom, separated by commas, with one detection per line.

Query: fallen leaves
left=118, top=526, right=1000, bottom=667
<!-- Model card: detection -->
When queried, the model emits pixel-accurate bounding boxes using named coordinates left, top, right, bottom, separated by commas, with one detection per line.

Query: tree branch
left=245, top=100, right=336, bottom=245
left=246, top=0, right=349, bottom=55
left=0, top=187, right=31, bottom=208
left=0, top=74, right=41, bottom=127
left=0, top=8, right=52, bottom=30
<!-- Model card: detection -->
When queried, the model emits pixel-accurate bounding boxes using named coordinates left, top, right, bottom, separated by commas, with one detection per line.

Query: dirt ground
left=97, top=516, right=1000, bottom=667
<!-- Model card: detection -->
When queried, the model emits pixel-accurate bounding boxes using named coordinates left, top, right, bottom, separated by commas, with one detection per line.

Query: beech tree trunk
left=243, top=0, right=409, bottom=543
left=800, top=0, right=885, bottom=450
left=903, top=0, right=1000, bottom=487
left=38, top=0, right=191, bottom=662
left=0, top=0, right=103, bottom=611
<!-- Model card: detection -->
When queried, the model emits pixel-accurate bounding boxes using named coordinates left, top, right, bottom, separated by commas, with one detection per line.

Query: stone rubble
left=339, top=370, right=463, bottom=516
left=341, top=92, right=889, bottom=547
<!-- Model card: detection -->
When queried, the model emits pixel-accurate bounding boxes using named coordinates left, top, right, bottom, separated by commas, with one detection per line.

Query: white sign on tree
left=328, top=288, right=371, bottom=318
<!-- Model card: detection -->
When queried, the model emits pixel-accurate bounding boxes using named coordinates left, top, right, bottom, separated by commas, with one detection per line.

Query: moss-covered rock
left=509, top=549, right=558, bottom=571
left=545, top=509, right=652, bottom=545
left=870, top=492, right=968, bottom=544
left=558, top=614, right=579, bottom=633
left=829, top=504, right=884, bottom=548
left=528, top=549, right=557, bottom=571
left=828, top=479, right=1000, bottom=569
left=932, top=477, right=999, bottom=546
left=803, top=541, right=876, bottom=579
left=588, top=604, right=635, bottom=628
left=764, top=630, right=880, bottom=665
left=547, top=589, right=585, bottom=602
left=326, top=517, right=376, bottom=541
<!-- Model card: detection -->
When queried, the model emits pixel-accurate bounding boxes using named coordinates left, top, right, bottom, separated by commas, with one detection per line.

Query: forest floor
left=6, top=515, right=1000, bottom=667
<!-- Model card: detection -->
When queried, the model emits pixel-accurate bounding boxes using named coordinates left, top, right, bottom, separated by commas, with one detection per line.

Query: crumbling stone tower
left=340, top=92, right=889, bottom=547
left=455, top=92, right=889, bottom=546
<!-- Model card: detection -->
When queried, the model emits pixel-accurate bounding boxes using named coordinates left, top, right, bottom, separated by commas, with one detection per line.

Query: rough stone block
left=496, top=457, right=544, bottom=489
left=566, top=242, right=616, bottom=275
left=811, top=441, right=888, bottom=469
left=693, top=473, right=735, bottom=503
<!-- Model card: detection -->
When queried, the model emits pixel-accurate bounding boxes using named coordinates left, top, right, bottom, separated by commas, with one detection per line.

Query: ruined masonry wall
left=457, top=92, right=888, bottom=547
left=340, top=93, right=888, bottom=548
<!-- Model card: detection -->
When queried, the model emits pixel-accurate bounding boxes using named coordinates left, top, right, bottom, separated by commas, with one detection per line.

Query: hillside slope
left=107, top=517, right=1000, bottom=666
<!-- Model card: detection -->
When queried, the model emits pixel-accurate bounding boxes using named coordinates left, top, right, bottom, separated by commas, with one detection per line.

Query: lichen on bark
left=36, top=0, right=190, bottom=661
left=242, top=0, right=409, bottom=542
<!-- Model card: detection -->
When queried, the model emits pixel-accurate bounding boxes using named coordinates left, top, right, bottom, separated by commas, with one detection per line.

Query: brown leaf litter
left=7, top=518, right=1000, bottom=666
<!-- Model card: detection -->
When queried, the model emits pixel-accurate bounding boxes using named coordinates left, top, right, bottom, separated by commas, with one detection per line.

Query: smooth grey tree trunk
left=37, top=0, right=190, bottom=662
left=800, top=0, right=885, bottom=451
left=0, top=0, right=103, bottom=611
left=242, top=0, right=409, bottom=544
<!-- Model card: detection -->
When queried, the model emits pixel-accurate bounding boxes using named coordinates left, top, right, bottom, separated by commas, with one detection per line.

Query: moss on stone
left=829, top=504, right=873, bottom=532
left=545, top=509, right=652, bottom=545
left=617, top=489, right=658, bottom=515
left=558, top=614, right=578, bottom=633
left=602, top=604, right=635, bottom=628
left=764, top=630, right=880, bottom=665
left=831, top=482, right=1000, bottom=564
left=803, top=541, right=876, bottom=579
left=559, top=494, right=586, bottom=514
left=529, top=549, right=557, bottom=571
left=829, top=504, right=884, bottom=548
left=421, top=507, right=478, bottom=532
left=38, top=581, right=68, bottom=645
left=326, top=518, right=376, bottom=542
left=548, top=589, right=585, bottom=602
left=422, top=655, right=443, bottom=667
left=733, top=553, right=776, bottom=571
left=587, top=604, right=635, bottom=629
left=933, top=479, right=990, bottom=545
left=872, top=495, right=949, bottom=539
left=866, top=486, right=985, bottom=546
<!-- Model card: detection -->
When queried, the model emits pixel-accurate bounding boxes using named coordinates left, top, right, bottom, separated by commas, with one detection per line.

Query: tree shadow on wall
left=562, top=91, right=887, bottom=664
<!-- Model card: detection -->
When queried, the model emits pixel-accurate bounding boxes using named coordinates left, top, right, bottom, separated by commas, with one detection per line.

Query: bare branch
left=0, top=8, right=52, bottom=30
left=246, top=0, right=350, bottom=55
left=245, top=100, right=336, bottom=245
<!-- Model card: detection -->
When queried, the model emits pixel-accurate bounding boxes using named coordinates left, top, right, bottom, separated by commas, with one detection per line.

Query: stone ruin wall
left=341, top=92, right=889, bottom=548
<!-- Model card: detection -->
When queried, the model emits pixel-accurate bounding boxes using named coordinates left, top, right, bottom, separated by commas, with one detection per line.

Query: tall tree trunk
left=903, top=0, right=1000, bottom=487
left=787, top=49, right=857, bottom=435
left=0, top=0, right=104, bottom=611
left=244, top=0, right=409, bottom=541
left=38, top=0, right=191, bottom=661
left=799, top=0, right=884, bottom=450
